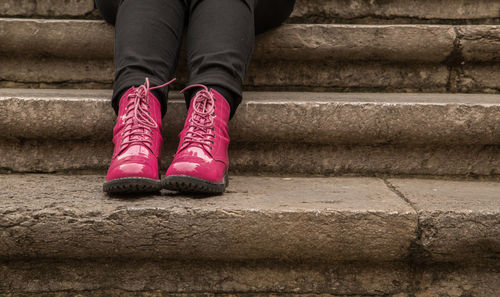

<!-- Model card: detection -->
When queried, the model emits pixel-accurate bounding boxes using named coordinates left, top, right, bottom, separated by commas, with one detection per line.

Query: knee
left=95, top=0, right=123, bottom=25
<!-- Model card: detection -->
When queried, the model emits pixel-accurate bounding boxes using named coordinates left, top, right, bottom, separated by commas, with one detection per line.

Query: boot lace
left=179, top=84, right=216, bottom=153
left=120, top=77, right=176, bottom=150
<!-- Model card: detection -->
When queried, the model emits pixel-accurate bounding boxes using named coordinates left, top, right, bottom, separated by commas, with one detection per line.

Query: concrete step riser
left=2, top=175, right=499, bottom=262
left=1, top=21, right=498, bottom=63
left=1, top=174, right=498, bottom=296
left=2, top=57, right=498, bottom=94
left=3, top=140, right=499, bottom=176
left=291, top=0, right=500, bottom=24
left=1, top=20, right=499, bottom=92
left=2, top=0, right=500, bottom=24
left=2, top=261, right=498, bottom=296
left=1, top=176, right=417, bottom=261
left=4, top=91, right=500, bottom=145
left=2, top=90, right=500, bottom=175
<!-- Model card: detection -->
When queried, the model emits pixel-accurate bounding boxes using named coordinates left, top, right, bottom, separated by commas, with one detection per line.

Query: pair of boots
left=103, top=78, right=230, bottom=194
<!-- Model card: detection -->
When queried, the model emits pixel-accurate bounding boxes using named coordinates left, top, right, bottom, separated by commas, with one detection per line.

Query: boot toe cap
left=165, top=159, right=226, bottom=183
left=106, top=160, right=159, bottom=181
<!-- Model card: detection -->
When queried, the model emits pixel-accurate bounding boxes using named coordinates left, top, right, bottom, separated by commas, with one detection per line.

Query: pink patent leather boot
left=103, top=78, right=175, bottom=194
left=163, top=85, right=231, bottom=194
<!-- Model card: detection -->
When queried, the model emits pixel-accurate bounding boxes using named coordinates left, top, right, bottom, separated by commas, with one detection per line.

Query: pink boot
left=164, top=85, right=231, bottom=194
left=103, top=78, right=175, bottom=194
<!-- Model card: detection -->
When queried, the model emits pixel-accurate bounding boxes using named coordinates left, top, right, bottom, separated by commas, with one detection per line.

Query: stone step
left=2, top=89, right=500, bottom=176
left=1, top=18, right=499, bottom=92
left=1, top=174, right=499, bottom=296
left=2, top=0, right=499, bottom=25
left=290, top=0, right=500, bottom=24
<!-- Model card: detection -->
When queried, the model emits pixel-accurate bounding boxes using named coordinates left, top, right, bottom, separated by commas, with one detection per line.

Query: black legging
left=95, top=0, right=295, bottom=117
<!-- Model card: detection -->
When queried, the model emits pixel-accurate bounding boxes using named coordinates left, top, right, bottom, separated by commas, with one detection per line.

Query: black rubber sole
left=103, top=177, right=162, bottom=194
left=163, top=175, right=228, bottom=194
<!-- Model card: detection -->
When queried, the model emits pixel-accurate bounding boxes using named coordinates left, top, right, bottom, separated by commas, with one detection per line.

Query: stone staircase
left=1, top=0, right=499, bottom=296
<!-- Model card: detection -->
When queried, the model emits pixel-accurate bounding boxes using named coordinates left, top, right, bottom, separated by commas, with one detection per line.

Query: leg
left=97, top=0, right=186, bottom=193
left=96, top=0, right=186, bottom=116
left=163, top=0, right=295, bottom=194
left=183, top=0, right=296, bottom=116
left=163, top=0, right=255, bottom=194
left=184, top=0, right=256, bottom=118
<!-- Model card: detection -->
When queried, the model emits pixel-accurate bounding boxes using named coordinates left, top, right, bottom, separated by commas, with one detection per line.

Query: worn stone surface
left=0, top=260, right=412, bottom=295
left=3, top=0, right=500, bottom=24
left=0, top=19, right=113, bottom=59
left=1, top=19, right=456, bottom=63
left=0, top=293, right=416, bottom=297
left=291, top=0, right=500, bottom=23
left=1, top=139, right=500, bottom=176
left=0, top=0, right=94, bottom=17
left=458, top=26, right=500, bottom=62
left=388, top=179, right=500, bottom=262
left=228, top=143, right=500, bottom=176
left=2, top=90, right=500, bottom=145
left=0, top=55, right=451, bottom=92
left=253, top=24, right=456, bottom=63
left=415, top=264, right=500, bottom=297
left=0, top=174, right=416, bottom=261
left=455, top=63, right=500, bottom=93
left=1, top=262, right=498, bottom=296
left=0, top=290, right=398, bottom=297
left=0, top=245, right=498, bottom=297
left=0, top=56, right=114, bottom=86
left=246, top=60, right=450, bottom=92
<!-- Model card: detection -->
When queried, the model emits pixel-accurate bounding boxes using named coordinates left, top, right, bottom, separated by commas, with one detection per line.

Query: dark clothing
left=95, top=0, right=295, bottom=117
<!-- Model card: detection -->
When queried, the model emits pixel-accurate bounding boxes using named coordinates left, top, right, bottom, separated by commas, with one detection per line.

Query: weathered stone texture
left=0, top=57, right=114, bottom=86
left=0, top=0, right=94, bottom=17
left=3, top=90, right=500, bottom=145
left=0, top=175, right=416, bottom=261
left=455, top=64, right=500, bottom=93
left=228, top=143, right=500, bottom=176
left=0, top=20, right=456, bottom=62
left=0, top=57, right=451, bottom=92
left=458, top=26, right=500, bottom=62
left=254, top=24, right=455, bottom=62
left=2, top=262, right=498, bottom=296
left=0, top=260, right=412, bottom=295
left=2, top=0, right=500, bottom=24
left=0, top=19, right=113, bottom=59
left=2, top=19, right=500, bottom=92
left=291, top=0, right=500, bottom=23
left=245, top=61, right=449, bottom=92
left=2, top=90, right=500, bottom=174
left=389, top=179, right=500, bottom=262
left=2, top=140, right=500, bottom=176
left=415, top=264, right=500, bottom=297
